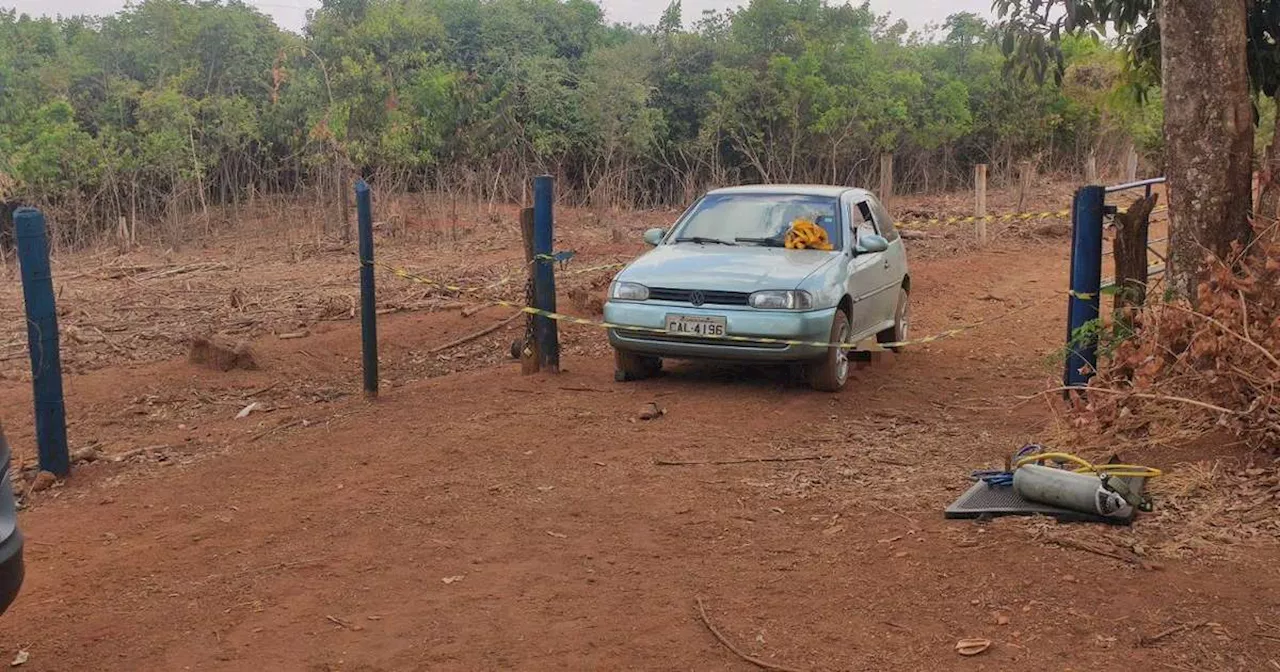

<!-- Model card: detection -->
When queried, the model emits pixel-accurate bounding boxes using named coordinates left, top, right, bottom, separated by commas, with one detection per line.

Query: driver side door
left=846, top=199, right=897, bottom=338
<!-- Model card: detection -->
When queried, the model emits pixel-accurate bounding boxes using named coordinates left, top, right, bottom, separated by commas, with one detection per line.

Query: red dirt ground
left=0, top=190, right=1277, bottom=671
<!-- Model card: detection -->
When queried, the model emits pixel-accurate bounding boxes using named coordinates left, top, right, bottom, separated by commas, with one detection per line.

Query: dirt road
left=1, top=230, right=1277, bottom=671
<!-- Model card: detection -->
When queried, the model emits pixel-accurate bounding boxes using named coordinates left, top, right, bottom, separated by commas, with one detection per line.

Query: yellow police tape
left=372, top=259, right=628, bottom=294
left=897, top=209, right=1070, bottom=230
left=378, top=262, right=1051, bottom=352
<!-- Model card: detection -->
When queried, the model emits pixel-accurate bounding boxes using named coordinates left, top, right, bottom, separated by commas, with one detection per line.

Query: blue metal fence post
left=1064, top=185, right=1105, bottom=395
left=356, top=180, right=378, bottom=398
left=14, top=208, right=69, bottom=476
left=532, top=175, right=560, bottom=373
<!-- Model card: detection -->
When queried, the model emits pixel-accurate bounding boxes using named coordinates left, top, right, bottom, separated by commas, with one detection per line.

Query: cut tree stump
left=1113, top=193, right=1159, bottom=312
left=1111, top=193, right=1159, bottom=381
left=188, top=335, right=259, bottom=372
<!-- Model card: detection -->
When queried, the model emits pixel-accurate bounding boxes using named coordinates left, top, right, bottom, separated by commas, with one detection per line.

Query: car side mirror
left=855, top=234, right=889, bottom=255
left=642, top=228, right=666, bottom=246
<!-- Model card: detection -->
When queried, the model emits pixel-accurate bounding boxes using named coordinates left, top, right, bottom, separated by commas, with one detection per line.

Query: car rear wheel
left=877, top=287, right=910, bottom=352
left=808, top=308, right=852, bottom=392
left=614, top=349, right=661, bottom=382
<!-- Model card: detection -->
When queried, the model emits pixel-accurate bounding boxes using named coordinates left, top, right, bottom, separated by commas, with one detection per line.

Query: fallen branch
left=1140, top=621, right=1206, bottom=647
left=1046, top=536, right=1145, bottom=567
left=111, top=444, right=170, bottom=463
left=869, top=502, right=919, bottom=526
left=428, top=312, right=520, bottom=355
left=231, top=557, right=325, bottom=578
left=462, top=302, right=495, bottom=318
left=1162, top=302, right=1280, bottom=370
left=1028, top=387, right=1239, bottom=416
left=326, top=615, right=355, bottom=630
left=249, top=419, right=304, bottom=443
left=656, top=455, right=832, bottom=467
left=243, top=381, right=280, bottom=398
left=695, top=597, right=805, bottom=672
left=134, top=262, right=231, bottom=282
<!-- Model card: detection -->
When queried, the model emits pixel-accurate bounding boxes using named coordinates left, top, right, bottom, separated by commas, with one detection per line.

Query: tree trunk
left=339, top=157, right=352, bottom=245
left=1161, top=0, right=1254, bottom=302
left=1256, top=93, right=1280, bottom=223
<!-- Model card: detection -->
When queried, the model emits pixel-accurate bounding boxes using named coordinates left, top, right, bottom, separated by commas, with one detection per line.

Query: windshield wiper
left=734, top=236, right=784, bottom=247
left=675, top=236, right=736, bottom=246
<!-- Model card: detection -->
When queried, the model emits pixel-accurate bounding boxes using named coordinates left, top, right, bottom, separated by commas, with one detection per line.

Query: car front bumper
left=605, top=301, right=837, bottom=361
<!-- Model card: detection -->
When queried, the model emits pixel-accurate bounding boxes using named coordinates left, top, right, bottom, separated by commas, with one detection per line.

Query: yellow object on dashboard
left=785, top=219, right=833, bottom=251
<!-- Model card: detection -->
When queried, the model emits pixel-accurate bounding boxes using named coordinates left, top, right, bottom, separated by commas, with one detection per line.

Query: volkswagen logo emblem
left=689, top=290, right=706, bottom=306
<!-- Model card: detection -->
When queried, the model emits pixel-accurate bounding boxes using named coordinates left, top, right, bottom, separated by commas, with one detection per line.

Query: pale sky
left=2, top=0, right=994, bottom=33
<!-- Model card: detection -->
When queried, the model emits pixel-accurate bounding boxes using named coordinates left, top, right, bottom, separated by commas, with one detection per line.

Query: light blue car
left=605, top=185, right=910, bottom=391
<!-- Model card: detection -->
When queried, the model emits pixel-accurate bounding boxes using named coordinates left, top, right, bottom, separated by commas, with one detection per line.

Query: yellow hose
left=1013, top=452, right=1163, bottom=480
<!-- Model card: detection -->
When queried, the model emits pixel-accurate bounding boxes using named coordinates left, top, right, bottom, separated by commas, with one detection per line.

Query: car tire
left=877, top=287, right=910, bottom=353
left=808, top=308, right=852, bottom=392
left=614, top=350, right=661, bottom=382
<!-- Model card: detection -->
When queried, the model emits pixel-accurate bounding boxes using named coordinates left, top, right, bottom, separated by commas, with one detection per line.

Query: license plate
left=665, top=315, right=727, bottom=338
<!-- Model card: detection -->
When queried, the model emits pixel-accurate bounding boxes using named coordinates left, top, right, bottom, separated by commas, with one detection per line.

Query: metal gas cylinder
left=1012, top=464, right=1133, bottom=518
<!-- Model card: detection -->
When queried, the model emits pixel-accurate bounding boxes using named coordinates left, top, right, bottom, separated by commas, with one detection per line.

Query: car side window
left=870, top=199, right=900, bottom=243
left=850, top=201, right=877, bottom=242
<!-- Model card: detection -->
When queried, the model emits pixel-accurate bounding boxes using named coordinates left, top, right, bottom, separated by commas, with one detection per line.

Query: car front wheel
left=808, top=308, right=852, bottom=392
left=614, top=349, right=661, bottom=382
left=877, top=287, right=910, bottom=352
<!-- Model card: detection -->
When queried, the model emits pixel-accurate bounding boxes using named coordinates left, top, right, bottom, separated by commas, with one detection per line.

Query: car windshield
left=670, top=193, right=841, bottom=248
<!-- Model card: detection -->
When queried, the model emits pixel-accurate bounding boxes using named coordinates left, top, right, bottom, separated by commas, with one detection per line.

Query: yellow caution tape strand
left=562, top=261, right=628, bottom=276
left=368, top=258, right=627, bottom=295
left=378, top=261, right=1053, bottom=351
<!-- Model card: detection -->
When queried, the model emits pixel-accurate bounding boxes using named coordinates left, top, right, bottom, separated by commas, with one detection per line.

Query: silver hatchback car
left=605, top=185, right=910, bottom=391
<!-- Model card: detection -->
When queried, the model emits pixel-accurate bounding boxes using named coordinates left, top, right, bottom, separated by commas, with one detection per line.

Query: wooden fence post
left=1125, top=146, right=1139, bottom=182
left=879, top=153, right=894, bottom=210
left=1085, top=153, right=1099, bottom=185
left=1016, top=160, right=1034, bottom=214
left=974, top=164, right=988, bottom=245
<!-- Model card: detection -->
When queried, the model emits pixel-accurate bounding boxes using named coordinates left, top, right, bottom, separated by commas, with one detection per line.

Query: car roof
left=706, top=184, right=873, bottom=199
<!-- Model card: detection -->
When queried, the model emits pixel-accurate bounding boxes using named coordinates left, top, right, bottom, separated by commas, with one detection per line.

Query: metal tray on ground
left=944, top=477, right=1146, bottom=526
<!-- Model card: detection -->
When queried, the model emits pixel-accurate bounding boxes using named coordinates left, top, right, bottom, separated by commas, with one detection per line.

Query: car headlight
left=749, top=290, right=813, bottom=310
left=610, top=281, right=650, bottom=301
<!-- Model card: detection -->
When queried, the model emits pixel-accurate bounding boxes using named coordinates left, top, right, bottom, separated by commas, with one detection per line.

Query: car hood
left=620, top=244, right=838, bottom=292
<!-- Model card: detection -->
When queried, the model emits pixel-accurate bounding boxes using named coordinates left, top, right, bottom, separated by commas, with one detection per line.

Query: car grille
left=647, top=288, right=750, bottom=306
